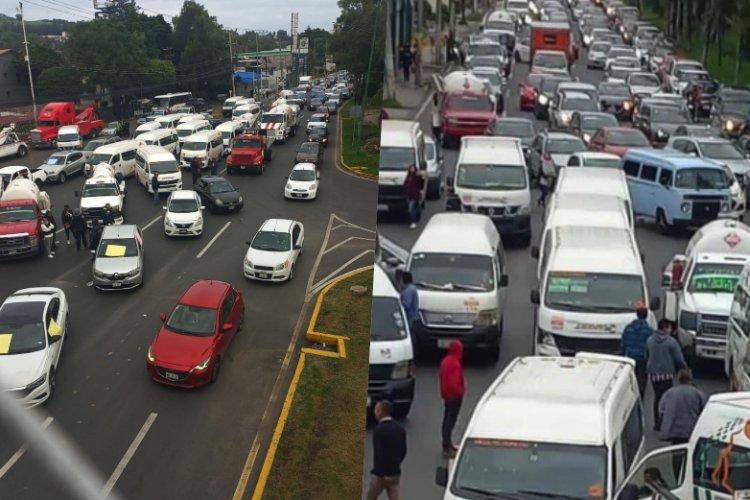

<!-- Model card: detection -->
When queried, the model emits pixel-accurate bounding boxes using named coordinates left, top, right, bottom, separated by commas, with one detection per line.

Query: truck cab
left=662, top=219, right=750, bottom=361
left=0, top=179, right=50, bottom=259
left=75, top=164, right=126, bottom=227
left=30, top=102, right=76, bottom=148
left=226, top=134, right=272, bottom=175
left=438, top=71, right=498, bottom=148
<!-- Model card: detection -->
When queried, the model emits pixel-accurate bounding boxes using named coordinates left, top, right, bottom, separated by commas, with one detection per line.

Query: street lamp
left=17, top=2, right=38, bottom=126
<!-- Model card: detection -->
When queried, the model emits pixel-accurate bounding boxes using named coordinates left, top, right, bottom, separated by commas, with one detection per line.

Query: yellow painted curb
left=337, top=107, right=379, bottom=182
left=250, top=266, right=373, bottom=500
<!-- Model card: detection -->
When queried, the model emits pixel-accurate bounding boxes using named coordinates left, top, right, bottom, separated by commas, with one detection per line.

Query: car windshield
left=251, top=230, right=291, bottom=251
left=469, top=44, right=502, bottom=56
left=89, top=153, right=112, bottom=165
left=476, top=72, right=502, bottom=86
left=457, top=163, right=527, bottom=190
left=652, top=107, right=689, bottom=123
left=609, top=68, right=632, bottom=80
left=541, top=78, right=566, bottom=94
left=208, top=180, right=235, bottom=194
left=688, top=262, right=744, bottom=293
left=583, top=157, right=622, bottom=168
left=58, top=134, right=78, bottom=142
left=607, top=129, right=650, bottom=146
left=591, top=42, right=611, bottom=53
left=701, top=142, right=745, bottom=160
left=234, top=138, right=262, bottom=149
left=177, top=129, right=195, bottom=138
left=548, top=138, right=586, bottom=154
left=492, top=121, right=534, bottom=137
left=298, top=143, right=318, bottom=154
left=545, top=271, right=644, bottom=313
left=169, top=198, right=199, bottom=213
left=582, top=115, right=617, bottom=130
left=82, top=184, right=118, bottom=197
left=97, top=238, right=138, bottom=258
left=452, top=439, right=608, bottom=499
left=149, top=160, right=179, bottom=173
left=182, top=141, right=207, bottom=151
left=165, top=304, right=217, bottom=337
left=290, top=169, right=316, bottom=181
left=220, top=131, right=233, bottom=140
left=409, top=253, right=494, bottom=292
left=674, top=168, right=732, bottom=189
left=44, top=155, right=67, bottom=166
left=261, top=114, right=284, bottom=123
left=599, top=82, right=630, bottom=96
left=0, top=205, right=37, bottom=222
left=0, top=301, right=47, bottom=355
left=630, top=74, right=660, bottom=86
left=380, top=146, right=415, bottom=171
left=562, top=98, right=597, bottom=112
left=370, top=297, right=408, bottom=341
left=534, top=52, right=567, bottom=69
left=84, top=141, right=104, bottom=152
left=526, top=74, right=544, bottom=89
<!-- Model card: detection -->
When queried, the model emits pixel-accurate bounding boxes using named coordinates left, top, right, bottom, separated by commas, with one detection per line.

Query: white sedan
left=243, top=219, right=304, bottom=282
left=285, top=163, right=319, bottom=200
left=164, top=190, right=205, bottom=237
left=0, top=287, right=68, bottom=408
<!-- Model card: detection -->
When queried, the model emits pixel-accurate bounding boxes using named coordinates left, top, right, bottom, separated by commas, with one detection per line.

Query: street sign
left=299, top=37, right=309, bottom=54
left=348, top=106, right=362, bottom=119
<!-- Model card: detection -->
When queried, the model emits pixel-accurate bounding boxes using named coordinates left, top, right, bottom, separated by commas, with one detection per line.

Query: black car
left=295, top=141, right=323, bottom=165
left=635, top=103, right=692, bottom=145
left=194, top=176, right=243, bottom=213
left=534, top=75, right=572, bottom=120
left=711, top=99, right=750, bottom=138
left=309, top=98, right=324, bottom=111
left=598, top=81, right=634, bottom=120
left=307, top=125, right=328, bottom=147
left=186, top=98, right=207, bottom=112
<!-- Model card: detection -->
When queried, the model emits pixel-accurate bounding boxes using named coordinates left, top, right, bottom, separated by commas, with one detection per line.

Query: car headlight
left=391, top=360, right=412, bottom=379
left=524, top=14, right=532, bottom=24
left=519, top=205, right=530, bottom=215
left=536, top=327, right=556, bottom=346
left=583, top=133, right=591, bottom=143
left=195, top=217, right=203, bottom=226
left=623, top=101, right=633, bottom=111
left=126, top=267, right=140, bottom=277
left=308, top=185, right=316, bottom=191
left=147, top=346, right=155, bottom=363
left=244, top=257, right=253, bottom=268
left=164, top=217, right=173, bottom=226
left=681, top=202, right=691, bottom=213
left=193, top=356, right=211, bottom=372
left=286, top=183, right=293, bottom=190
left=238, top=196, right=243, bottom=203
left=656, top=129, right=667, bottom=138
left=726, top=120, right=735, bottom=131
left=93, top=269, right=106, bottom=278
left=26, top=374, right=46, bottom=391
left=679, top=310, right=697, bottom=331
left=215, top=199, right=224, bottom=205
left=538, top=95, right=549, bottom=105
left=474, top=309, right=498, bottom=328
left=560, top=112, right=571, bottom=123
left=275, top=260, right=289, bottom=271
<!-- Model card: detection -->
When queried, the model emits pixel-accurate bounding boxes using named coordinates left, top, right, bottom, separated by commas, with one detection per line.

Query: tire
left=518, top=231, right=531, bottom=248
left=17, top=145, right=27, bottom=158
left=427, top=178, right=441, bottom=200
left=35, top=179, right=43, bottom=189
left=656, top=208, right=672, bottom=235
left=210, top=357, right=221, bottom=383
left=393, top=402, right=412, bottom=420
left=288, top=265, right=294, bottom=282
left=47, top=367, right=57, bottom=400
left=58, top=171, right=67, bottom=184
left=487, top=339, right=500, bottom=363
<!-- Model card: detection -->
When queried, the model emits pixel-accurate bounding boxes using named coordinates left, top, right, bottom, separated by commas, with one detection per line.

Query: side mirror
left=285, top=176, right=289, bottom=179
left=435, top=466, right=448, bottom=487
left=222, top=323, right=233, bottom=332
left=650, top=296, right=661, bottom=311
left=530, top=289, right=540, bottom=305
left=159, top=313, right=167, bottom=322
left=246, top=240, right=252, bottom=245
left=531, top=246, right=540, bottom=259
left=499, top=274, right=509, bottom=288
left=294, top=244, right=302, bottom=250
left=200, top=206, right=205, bottom=210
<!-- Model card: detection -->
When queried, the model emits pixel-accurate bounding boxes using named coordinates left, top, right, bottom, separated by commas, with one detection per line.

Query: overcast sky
left=10, top=0, right=340, bottom=33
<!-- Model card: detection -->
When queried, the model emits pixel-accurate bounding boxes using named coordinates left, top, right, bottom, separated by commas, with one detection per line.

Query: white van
left=378, top=120, right=427, bottom=213
left=134, top=121, right=161, bottom=136
left=216, top=121, right=244, bottom=153
left=177, top=114, right=208, bottom=125
left=175, top=120, right=211, bottom=150
left=405, top=212, right=508, bottom=360
left=135, top=145, right=182, bottom=194
left=299, top=76, right=312, bottom=90
left=368, top=265, right=415, bottom=419
left=550, top=166, right=634, bottom=226
left=232, top=101, right=260, bottom=121
left=86, top=139, right=140, bottom=178
left=531, top=225, right=658, bottom=357
left=533, top=193, right=633, bottom=280
left=222, top=95, right=246, bottom=117
left=136, top=128, right=180, bottom=155
left=436, top=353, right=644, bottom=500
left=726, top=259, right=750, bottom=391
left=57, top=125, right=82, bottom=149
left=447, top=136, right=532, bottom=246
left=155, top=114, right=187, bottom=130
left=180, top=130, right=223, bottom=168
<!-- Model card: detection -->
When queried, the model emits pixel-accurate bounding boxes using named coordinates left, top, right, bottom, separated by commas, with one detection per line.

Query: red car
left=146, top=280, right=245, bottom=387
left=519, top=73, right=544, bottom=112
left=588, top=126, right=651, bottom=157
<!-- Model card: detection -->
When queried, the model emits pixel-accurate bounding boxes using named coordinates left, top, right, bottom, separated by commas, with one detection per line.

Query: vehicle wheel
left=210, top=203, right=217, bottom=214
left=487, top=339, right=501, bottom=363
left=656, top=208, right=672, bottom=235
left=210, top=357, right=221, bottom=383
left=427, top=179, right=441, bottom=200
left=392, top=403, right=412, bottom=420
left=58, top=172, right=67, bottom=184
left=92, top=128, right=99, bottom=138
left=48, top=367, right=57, bottom=399
left=17, top=145, right=27, bottom=158
left=288, top=265, right=294, bottom=282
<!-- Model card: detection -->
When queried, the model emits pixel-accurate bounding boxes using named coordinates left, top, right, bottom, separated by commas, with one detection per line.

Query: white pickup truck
left=0, top=125, right=29, bottom=160
left=0, top=166, right=48, bottom=198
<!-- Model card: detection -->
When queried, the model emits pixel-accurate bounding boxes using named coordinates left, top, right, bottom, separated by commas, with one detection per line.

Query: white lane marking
left=142, top=215, right=162, bottom=231
left=321, top=236, right=376, bottom=256
left=196, top=221, right=231, bottom=259
left=0, top=417, right=54, bottom=479
left=415, top=91, right=434, bottom=120
left=310, top=249, right=375, bottom=294
left=101, top=412, right=157, bottom=497
left=305, top=213, right=336, bottom=300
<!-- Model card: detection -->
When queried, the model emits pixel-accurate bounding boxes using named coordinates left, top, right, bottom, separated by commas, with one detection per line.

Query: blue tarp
left=234, top=71, right=271, bottom=84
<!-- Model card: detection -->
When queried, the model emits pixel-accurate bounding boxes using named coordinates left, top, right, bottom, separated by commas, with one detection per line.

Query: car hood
left=151, top=329, right=215, bottom=368
left=245, top=248, right=290, bottom=267
left=166, top=211, right=201, bottom=224
left=94, top=256, right=139, bottom=274
left=714, top=158, right=750, bottom=175
left=212, top=190, right=241, bottom=203
left=0, top=350, right=47, bottom=389
left=603, top=145, right=632, bottom=157
left=39, top=164, right=64, bottom=173
left=287, top=179, right=316, bottom=190
left=295, top=153, right=318, bottom=162
left=600, top=95, right=628, bottom=105
left=0, top=219, right=38, bottom=236
left=629, top=85, right=659, bottom=96
left=444, top=110, right=494, bottom=120
left=683, top=291, right=733, bottom=318
left=81, top=196, right=121, bottom=210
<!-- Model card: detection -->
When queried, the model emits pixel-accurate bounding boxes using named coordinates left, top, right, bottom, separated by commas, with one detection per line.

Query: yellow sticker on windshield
left=0, top=334, right=12, bottom=354
left=104, top=244, right=126, bottom=257
left=48, top=318, right=62, bottom=337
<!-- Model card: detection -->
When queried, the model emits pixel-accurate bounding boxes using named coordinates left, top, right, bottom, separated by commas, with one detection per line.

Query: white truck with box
left=258, top=104, right=297, bottom=144
left=56, top=124, right=82, bottom=150
left=75, top=163, right=126, bottom=227
left=663, top=219, right=750, bottom=361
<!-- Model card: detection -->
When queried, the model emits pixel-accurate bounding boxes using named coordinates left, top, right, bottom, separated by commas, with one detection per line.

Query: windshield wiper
left=450, top=283, right=489, bottom=291
left=547, top=303, right=582, bottom=312
left=516, top=491, right=585, bottom=500
left=458, top=486, right=527, bottom=499
left=414, top=280, right=446, bottom=290
left=584, top=305, right=632, bottom=313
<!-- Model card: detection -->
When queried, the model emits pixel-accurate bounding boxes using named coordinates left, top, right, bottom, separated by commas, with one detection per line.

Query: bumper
left=147, top=362, right=211, bottom=388
left=0, top=241, right=41, bottom=258
left=92, top=274, right=143, bottom=290
left=681, top=330, right=727, bottom=360
left=152, top=182, right=183, bottom=193
left=285, top=188, right=317, bottom=199
left=367, top=377, right=415, bottom=407
left=413, top=322, right=498, bottom=350
left=228, top=163, right=263, bottom=173
left=86, top=214, right=124, bottom=228
left=537, top=333, right=621, bottom=356
left=213, top=202, right=243, bottom=212
left=442, top=124, right=491, bottom=140
left=6, top=382, right=51, bottom=409
left=165, top=224, right=203, bottom=236
left=243, top=265, right=290, bottom=281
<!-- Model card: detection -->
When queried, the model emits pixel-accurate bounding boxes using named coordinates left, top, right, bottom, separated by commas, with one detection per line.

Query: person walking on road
left=151, top=173, right=160, bottom=203
left=400, top=271, right=419, bottom=344
left=440, top=340, right=465, bottom=459
left=404, top=165, right=424, bottom=230
left=209, top=158, right=218, bottom=176
left=40, top=216, right=55, bottom=258
left=537, top=172, right=551, bottom=208
left=647, top=318, right=687, bottom=431
left=366, top=400, right=406, bottom=500
left=70, top=209, right=88, bottom=251
left=61, top=205, right=73, bottom=245
left=102, top=203, right=114, bottom=226
left=89, top=219, right=103, bottom=260
left=621, top=303, right=653, bottom=400
left=190, top=156, right=203, bottom=184
left=658, top=369, right=707, bottom=445
left=431, top=93, right=442, bottom=142
left=42, top=210, right=59, bottom=249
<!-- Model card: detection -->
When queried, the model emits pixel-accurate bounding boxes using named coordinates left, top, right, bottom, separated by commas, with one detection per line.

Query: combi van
left=179, top=130, right=223, bottom=168
left=378, top=120, right=427, bottom=213
left=155, top=114, right=187, bottom=130
left=622, top=148, right=734, bottom=231
left=726, top=259, right=750, bottom=391
left=530, top=226, right=658, bottom=357
left=436, top=353, right=645, bottom=500
left=549, top=166, right=634, bottom=226
left=86, top=140, right=140, bottom=178
left=222, top=95, right=246, bottom=117
left=175, top=120, right=211, bottom=150
left=136, top=128, right=180, bottom=156
left=135, top=145, right=182, bottom=195
left=232, top=101, right=260, bottom=121
left=404, top=212, right=508, bottom=360
left=368, top=265, right=415, bottom=419
left=216, top=121, right=244, bottom=154
left=134, top=121, right=161, bottom=136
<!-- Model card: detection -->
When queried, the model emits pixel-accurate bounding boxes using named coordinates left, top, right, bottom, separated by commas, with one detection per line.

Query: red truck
left=439, top=72, right=497, bottom=148
left=0, top=180, right=49, bottom=259
left=530, top=22, right=579, bottom=64
left=225, top=134, right=273, bottom=175
left=30, top=102, right=105, bottom=148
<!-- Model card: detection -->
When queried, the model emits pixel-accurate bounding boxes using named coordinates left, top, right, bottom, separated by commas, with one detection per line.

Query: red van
left=530, top=22, right=579, bottom=63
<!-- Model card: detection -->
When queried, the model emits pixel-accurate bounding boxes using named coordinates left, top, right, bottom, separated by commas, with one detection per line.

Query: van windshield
left=446, top=95, right=494, bottom=112
left=182, top=141, right=207, bottom=152
left=82, top=184, right=118, bottom=197
left=0, top=205, right=37, bottom=222
left=177, top=129, right=194, bottom=138
left=89, top=153, right=112, bottom=165
left=149, top=160, right=179, bottom=174
left=410, top=253, right=494, bottom=292
left=469, top=44, right=502, bottom=57
left=457, top=164, right=527, bottom=190
left=545, top=271, right=644, bottom=313
left=370, top=297, right=408, bottom=341
left=451, top=439, right=607, bottom=499
left=261, top=114, right=284, bottom=124
left=674, top=168, right=732, bottom=190
left=58, top=133, right=78, bottom=142
left=688, top=263, right=744, bottom=293
left=379, top=146, right=415, bottom=171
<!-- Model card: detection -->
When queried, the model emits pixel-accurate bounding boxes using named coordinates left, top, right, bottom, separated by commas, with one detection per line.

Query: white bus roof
left=412, top=213, right=498, bottom=256
left=545, top=193, right=630, bottom=230
left=548, top=226, right=642, bottom=274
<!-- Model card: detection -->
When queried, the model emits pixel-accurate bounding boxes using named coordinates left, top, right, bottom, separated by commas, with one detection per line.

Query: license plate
left=179, top=229, right=188, bottom=234
left=292, top=193, right=302, bottom=198
left=240, top=166, right=246, bottom=170
left=112, top=282, right=122, bottom=288
left=437, top=338, right=455, bottom=349
left=377, top=204, right=388, bottom=211
left=257, top=272, right=269, bottom=279
left=164, top=372, right=179, bottom=381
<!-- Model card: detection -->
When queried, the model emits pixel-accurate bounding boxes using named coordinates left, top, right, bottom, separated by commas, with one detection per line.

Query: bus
left=152, top=92, right=192, bottom=113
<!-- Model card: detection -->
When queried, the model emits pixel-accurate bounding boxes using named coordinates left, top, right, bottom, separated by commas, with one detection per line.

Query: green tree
left=301, top=27, right=330, bottom=74
left=14, top=41, right=61, bottom=84
left=142, top=58, right=177, bottom=85
left=37, top=66, right=84, bottom=100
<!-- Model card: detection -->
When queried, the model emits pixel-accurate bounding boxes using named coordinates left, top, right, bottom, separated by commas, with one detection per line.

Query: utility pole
left=359, top=0, right=383, bottom=141
left=255, top=32, right=260, bottom=97
left=228, top=31, right=236, bottom=97
left=18, top=2, right=38, bottom=126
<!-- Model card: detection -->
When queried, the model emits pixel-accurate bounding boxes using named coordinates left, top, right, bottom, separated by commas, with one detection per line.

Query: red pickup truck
left=30, top=102, right=105, bottom=148
left=0, top=198, right=43, bottom=258
left=226, top=134, right=273, bottom=175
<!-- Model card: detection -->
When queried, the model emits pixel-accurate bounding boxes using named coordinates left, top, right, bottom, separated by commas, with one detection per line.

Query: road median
left=253, top=267, right=373, bottom=500
left=338, top=100, right=380, bottom=180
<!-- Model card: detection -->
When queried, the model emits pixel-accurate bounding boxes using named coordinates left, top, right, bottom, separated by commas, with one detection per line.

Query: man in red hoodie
left=440, top=340, right=465, bottom=458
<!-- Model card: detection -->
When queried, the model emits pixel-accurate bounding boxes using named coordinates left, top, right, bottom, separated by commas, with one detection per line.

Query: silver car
left=586, top=41, right=611, bottom=70
left=39, top=150, right=85, bottom=184
left=424, top=136, right=444, bottom=200
left=92, top=224, right=145, bottom=291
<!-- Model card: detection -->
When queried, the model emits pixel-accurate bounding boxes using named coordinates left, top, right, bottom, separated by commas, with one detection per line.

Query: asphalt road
left=0, top=101, right=377, bottom=500
left=364, top=32, right=730, bottom=500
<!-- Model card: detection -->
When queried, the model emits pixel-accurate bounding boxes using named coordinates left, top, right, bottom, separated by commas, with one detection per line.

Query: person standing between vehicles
left=190, top=156, right=202, bottom=184
left=151, top=173, right=160, bottom=203
left=537, top=171, right=551, bottom=208
left=404, top=165, right=424, bottom=230
left=89, top=219, right=103, bottom=260
left=647, top=318, right=687, bottom=431
left=102, top=203, right=114, bottom=226
left=40, top=216, right=55, bottom=259
left=42, top=210, right=58, bottom=249
left=70, top=208, right=88, bottom=251
left=366, top=400, right=407, bottom=500
left=400, top=271, right=419, bottom=336
left=621, top=303, right=652, bottom=399
left=61, top=205, right=73, bottom=245
left=431, top=93, right=442, bottom=141
left=658, top=369, right=707, bottom=445
left=210, top=158, right=218, bottom=176
left=440, top=340, right=465, bottom=459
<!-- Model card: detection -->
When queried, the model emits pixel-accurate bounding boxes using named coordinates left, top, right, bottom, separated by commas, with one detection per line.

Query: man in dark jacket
left=366, top=400, right=406, bottom=500
left=61, top=205, right=74, bottom=245
left=647, top=319, right=687, bottom=430
left=70, top=208, right=88, bottom=251
left=89, top=219, right=103, bottom=260
left=151, top=173, right=160, bottom=203
left=102, top=203, right=114, bottom=225
left=440, top=340, right=465, bottom=458
left=621, top=303, right=652, bottom=399
left=658, top=369, right=706, bottom=445
left=190, top=157, right=203, bottom=184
